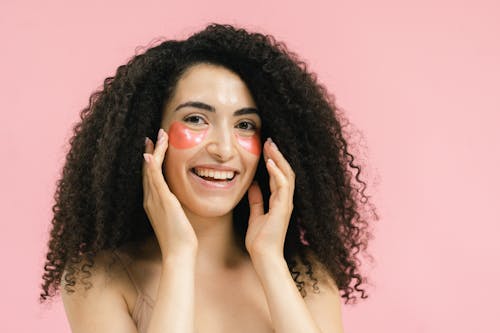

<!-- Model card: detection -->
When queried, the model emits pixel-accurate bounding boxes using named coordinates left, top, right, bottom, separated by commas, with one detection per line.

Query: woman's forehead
left=164, top=64, right=257, bottom=117
left=177, top=65, right=254, bottom=101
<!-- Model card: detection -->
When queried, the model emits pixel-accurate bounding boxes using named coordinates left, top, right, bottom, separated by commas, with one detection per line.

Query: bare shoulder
left=292, top=249, right=339, bottom=292
left=61, top=249, right=138, bottom=333
left=293, top=249, right=345, bottom=333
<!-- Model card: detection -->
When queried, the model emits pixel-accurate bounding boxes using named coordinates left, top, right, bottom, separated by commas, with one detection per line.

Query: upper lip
left=191, top=164, right=240, bottom=174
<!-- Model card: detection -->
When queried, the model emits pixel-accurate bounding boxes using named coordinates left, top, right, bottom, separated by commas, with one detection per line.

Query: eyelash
left=183, top=115, right=257, bottom=131
left=184, top=115, right=206, bottom=125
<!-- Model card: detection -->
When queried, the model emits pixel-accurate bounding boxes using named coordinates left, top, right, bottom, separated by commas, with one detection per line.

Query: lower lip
left=188, top=170, right=238, bottom=190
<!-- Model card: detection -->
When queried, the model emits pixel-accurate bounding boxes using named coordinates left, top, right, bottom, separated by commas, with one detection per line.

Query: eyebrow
left=174, top=101, right=259, bottom=116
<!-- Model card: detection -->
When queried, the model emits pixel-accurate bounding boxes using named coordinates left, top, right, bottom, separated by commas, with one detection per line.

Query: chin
left=184, top=199, right=237, bottom=218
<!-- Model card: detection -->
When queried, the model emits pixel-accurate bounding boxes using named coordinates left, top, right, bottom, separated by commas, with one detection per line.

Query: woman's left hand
left=245, top=138, right=295, bottom=259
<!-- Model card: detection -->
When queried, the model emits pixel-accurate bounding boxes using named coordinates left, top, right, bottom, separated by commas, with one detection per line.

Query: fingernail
left=143, top=153, right=151, bottom=163
left=145, top=137, right=149, bottom=146
left=269, top=138, right=278, bottom=151
left=267, top=158, right=276, bottom=166
left=158, top=128, right=165, bottom=142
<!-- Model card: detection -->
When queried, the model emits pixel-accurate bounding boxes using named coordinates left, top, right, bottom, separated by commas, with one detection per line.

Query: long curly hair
left=39, top=23, right=377, bottom=305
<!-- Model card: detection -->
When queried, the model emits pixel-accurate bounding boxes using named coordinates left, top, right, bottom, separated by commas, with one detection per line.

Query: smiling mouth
left=190, top=168, right=237, bottom=182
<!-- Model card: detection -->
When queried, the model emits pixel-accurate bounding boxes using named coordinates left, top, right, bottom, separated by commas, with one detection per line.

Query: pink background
left=1, top=0, right=499, bottom=332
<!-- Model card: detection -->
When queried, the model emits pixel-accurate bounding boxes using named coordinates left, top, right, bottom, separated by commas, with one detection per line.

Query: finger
left=143, top=130, right=171, bottom=198
left=266, top=158, right=288, bottom=197
left=152, top=128, right=169, bottom=164
left=142, top=136, right=156, bottom=188
left=144, top=154, right=172, bottom=201
left=142, top=137, right=153, bottom=195
left=266, top=158, right=293, bottom=219
left=265, top=139, right=295, bottom=181
left=145, top=136, right=154, bottom=154
left=266, top=157, right=278, bottom=194
left=265, top=138, right=295, bottom=197
left=248, top=181, right=264, bottom=220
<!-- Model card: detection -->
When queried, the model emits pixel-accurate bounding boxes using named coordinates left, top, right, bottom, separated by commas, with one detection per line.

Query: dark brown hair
left=40, top=23, right=377, bottom=305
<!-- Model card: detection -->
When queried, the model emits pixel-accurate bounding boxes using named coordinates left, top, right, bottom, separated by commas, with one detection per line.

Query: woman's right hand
left=142, top=128, right=198, bottom=259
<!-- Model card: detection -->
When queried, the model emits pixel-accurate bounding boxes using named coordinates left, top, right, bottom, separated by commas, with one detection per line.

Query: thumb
left=248, top=181, right=264, bottom=220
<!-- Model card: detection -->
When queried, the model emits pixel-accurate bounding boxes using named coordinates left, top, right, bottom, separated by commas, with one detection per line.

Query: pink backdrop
left=1, top=0, right=499, bottom=332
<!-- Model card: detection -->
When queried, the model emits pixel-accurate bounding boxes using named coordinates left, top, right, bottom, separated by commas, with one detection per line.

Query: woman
left=40, top=23, right=376, bottom=333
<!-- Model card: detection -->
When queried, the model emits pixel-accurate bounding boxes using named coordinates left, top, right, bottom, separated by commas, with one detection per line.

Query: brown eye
left=236, top=121, right=256, bottom=131
left=184, top=115, right=207, bottom=125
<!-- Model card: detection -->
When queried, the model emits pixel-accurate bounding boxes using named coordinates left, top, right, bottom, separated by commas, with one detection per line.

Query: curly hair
left=39, top=23, right=377, bottom=305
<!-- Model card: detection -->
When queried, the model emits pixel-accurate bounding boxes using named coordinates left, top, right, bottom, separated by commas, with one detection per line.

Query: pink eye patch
left=168, top=121, right=207, bottom=149
left=167, top=121, right=262, bottom=156
left=235, top=132, right=261, bottom=156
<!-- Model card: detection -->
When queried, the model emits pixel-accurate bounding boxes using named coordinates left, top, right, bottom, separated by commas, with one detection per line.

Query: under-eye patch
left=168, top=121, right=208, bottom=149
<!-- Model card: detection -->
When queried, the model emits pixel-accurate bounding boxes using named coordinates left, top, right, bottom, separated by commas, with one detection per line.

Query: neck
left=183, top=207, right=248, bottom=272
left=145, top=206, right=249, bottom=272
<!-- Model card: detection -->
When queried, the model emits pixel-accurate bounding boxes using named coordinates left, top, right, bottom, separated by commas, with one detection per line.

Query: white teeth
left=194, top=168, right=235, bottom=180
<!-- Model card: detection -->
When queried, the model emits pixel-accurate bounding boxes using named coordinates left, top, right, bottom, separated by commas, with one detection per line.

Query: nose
left=206, top=125, right=236, bottom=161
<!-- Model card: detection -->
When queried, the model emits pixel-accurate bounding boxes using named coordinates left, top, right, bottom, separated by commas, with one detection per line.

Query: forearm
left=146, top=253, right=196, bottom=333
left=251, top=255, right=323, bottom=333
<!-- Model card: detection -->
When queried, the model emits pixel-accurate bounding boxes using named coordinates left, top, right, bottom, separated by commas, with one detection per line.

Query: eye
left=184, top=115, right=207, bottom=126
left=236, top=121, right=256, bottom=131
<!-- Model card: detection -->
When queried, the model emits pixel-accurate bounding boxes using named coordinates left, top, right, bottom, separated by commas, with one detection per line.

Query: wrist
left=250, top=251, right=285, bottom=267
left=248, top=246, right=283, bottom=261
left=162, top=249, right=197, bottom=266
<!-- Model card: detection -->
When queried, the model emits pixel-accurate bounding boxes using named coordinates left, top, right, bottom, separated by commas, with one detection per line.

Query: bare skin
left=116, top=235, right=276, bottom=333
left=62, top=64, right=344, bottom=333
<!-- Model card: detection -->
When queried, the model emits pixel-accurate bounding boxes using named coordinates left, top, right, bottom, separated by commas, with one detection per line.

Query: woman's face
left=161, top=63, right=262, bottom=218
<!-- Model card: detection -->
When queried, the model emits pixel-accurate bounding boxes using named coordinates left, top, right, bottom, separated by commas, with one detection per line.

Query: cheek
left=168, top=121, right=207, bottom=149
left=235, top=133, right=261, bottom=156
left=163, top=148, right=190, bottom=190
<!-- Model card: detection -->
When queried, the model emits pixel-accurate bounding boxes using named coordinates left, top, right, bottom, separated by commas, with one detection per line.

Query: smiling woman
left=39, top=23, right=377, bottom=333
left=160, top=64, right=262, bottom=218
